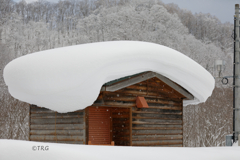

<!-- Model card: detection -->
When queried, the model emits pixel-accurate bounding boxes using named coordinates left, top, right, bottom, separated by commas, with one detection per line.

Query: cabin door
left=88, top=107, right=112, bottom=145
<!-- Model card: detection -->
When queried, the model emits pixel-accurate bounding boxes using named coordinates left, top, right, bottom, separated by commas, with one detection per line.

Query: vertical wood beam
left=110, top=108, right=113, bottom=143
left=55, top=111, right=57, bottom=142
left=181, top=101, right=183, bottom=147
left=85, top=107, right=89, bottom=144
left=83, top=110, right=86, bottom=144
left=29, top=104, right=31, bottom=141
left=129, top=106, right=132, bottom=146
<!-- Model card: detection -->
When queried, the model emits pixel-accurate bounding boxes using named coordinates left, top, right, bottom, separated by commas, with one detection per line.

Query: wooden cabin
left=29, top=71, right=194, bottom=147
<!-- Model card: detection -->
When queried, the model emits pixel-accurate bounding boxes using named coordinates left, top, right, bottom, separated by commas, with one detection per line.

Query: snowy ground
left=0, top=140, right=239, bottom=160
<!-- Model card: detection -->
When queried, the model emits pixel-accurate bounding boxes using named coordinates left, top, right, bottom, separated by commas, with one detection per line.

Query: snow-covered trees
left=0, top=0, right=234, bottom=147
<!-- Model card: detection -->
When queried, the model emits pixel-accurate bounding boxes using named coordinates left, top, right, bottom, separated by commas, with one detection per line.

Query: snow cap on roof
left=3, top=41, right=215, bottom=113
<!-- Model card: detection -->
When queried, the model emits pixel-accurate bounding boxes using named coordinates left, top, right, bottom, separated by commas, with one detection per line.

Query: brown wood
left=129, top=107, right=132, bottom=146
left=88, top=107, right=111, bottom=145
left=85, top=107, right=89, bottom=145
left=115, top=89, right=173, bottom=98
left=31, top=118, right=83, bottom=124
left=30, top=105, right=86, bottom=144
left=147, top=106, right=182, bottom=110
left=33, top=140, right=84, bottom=144
left=132, top=121, right=182, bottom=125
left=31, top=114, right=84, bottom=119
left=30, top=130, right=83, bottom=135
left=103, top=72, right=156, bottom=92
left=132, top=116, right=181, bottom=120
left=132, top=132, right=183, bottom=136
left=132, top=127, right=182, bottom=130
left=132, top=137, right=182, bottom=141
left=31, top=110, right=84, bottom=114
left=104, top=102, right=136, bottom=107
left=132, top=141, right=183, bottom=146
left=82, top=110, right=86, bottom=144
left=104, top=95, right=181, bottom=106
left=88, top=141, right=115, bottom=146
left=155, top=74, right=193, bottom=100
left=136, top=97, right=149, bottom=108
left=30, top=124, right=84, bottom=130
left=29, top=104, right=31, bottom=141
left=30, top=135, right=84, bottom=141
left=132, top=111, right=182, bottom=115
left=111, top=107, right=130, bottom=146
left=29, top=72, right=186, bottom=147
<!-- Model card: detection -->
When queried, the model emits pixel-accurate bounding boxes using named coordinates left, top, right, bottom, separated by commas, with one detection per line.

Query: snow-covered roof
left=3, top=41, right=215, bottom=113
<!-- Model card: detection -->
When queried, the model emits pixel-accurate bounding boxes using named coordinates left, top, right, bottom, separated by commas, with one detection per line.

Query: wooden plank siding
left=131, top=105, right=183, bottom=147
left=29, top=105, right=85, bottom=144
left=111, top=107, right=130, bottom=146
left=88, top=107, right=111, bottom=145
left=101, top=77, right=184, bottom=147
left=29, top=76, right=185, bottom=147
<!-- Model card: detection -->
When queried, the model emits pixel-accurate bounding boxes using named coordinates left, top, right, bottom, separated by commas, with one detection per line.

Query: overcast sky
left=161, top=0, right=238, bottom=23
left=14, top=0, right=239, bottom=24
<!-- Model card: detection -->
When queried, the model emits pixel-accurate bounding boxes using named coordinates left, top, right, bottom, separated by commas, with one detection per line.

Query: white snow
left=233, top=141, right=238, bottom=147
left=0, top=140, right=239, bottom=160
left=3, top=41, right=215, bottom=113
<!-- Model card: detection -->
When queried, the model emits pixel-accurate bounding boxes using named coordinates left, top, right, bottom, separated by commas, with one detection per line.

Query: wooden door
left=88, top=107, right=111, bottom=145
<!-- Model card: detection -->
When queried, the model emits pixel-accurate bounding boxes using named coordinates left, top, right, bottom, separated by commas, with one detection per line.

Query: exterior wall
left=131, top=100, right=183, bottom=147
left=102, top=77, right=184, bottom=147
left=29, top=77, right=184, bottom=146
left=111, top=107, right=130, bottom=146
left=29, top=105, right=86, bottom=144
left=102, top=93, right=183, bottom=147
left=85, top=106, right=130, bottom=146
left=88, top=107, right=111, bottom=145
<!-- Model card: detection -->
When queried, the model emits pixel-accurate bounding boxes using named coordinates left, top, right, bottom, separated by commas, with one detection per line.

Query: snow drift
left=3, top=41, right=214, bottom=112
left=0, top=140, right=239, bottom=160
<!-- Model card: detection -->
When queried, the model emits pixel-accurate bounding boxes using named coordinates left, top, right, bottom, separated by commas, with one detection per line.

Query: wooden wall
left=112, top=107, right=130, bottom=146
left=86, top=106, right=130, bottom=146
left=88, top=107, right=111, bottom=145
left=29, top=76, right=185, bottom=147
left=102, top=77, right=184, bottom=147
left=30, top=105, right=86, bottom=144
left=131, top=100, right=183, bottom=147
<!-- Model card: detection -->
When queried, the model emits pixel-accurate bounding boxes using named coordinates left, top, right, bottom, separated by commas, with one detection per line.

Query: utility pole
left=234, top=4, right=240, bottom=144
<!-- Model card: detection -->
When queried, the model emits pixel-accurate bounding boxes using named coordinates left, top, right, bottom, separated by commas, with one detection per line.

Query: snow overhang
left=3, top=41, right=215, bottom=113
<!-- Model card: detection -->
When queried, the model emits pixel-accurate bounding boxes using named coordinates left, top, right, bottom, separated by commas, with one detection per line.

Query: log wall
left=30, top=105, right=86, bottom=144
left=131, top=103, right=183, bottom=147
left=112, top=107, right=130, bottom=146
left=88, top=107, right=111, bottom=145
left=29, top=76, right=184, bottom=147
left=102, top=77, right=184, bottom=147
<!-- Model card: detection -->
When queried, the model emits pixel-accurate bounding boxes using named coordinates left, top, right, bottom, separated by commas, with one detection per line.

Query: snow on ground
left=233, top=141, right=239, bottom=147
left=0, top=140, right=239, bottom=160
left=3, top=41, right=215, bottom=113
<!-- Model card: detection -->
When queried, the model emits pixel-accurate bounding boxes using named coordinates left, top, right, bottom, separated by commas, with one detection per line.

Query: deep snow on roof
left=3, top=41, right=215, bottom=113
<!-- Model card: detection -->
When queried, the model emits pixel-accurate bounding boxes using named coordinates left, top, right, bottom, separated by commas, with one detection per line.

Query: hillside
left=0, top=0, right=234, bottom=146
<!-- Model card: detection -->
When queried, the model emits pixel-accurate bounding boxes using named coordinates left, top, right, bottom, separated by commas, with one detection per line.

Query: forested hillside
left=0, top=0, right=234, bottom=146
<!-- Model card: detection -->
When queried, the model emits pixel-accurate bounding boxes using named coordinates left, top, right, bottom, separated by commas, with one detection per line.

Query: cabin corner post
left=110, top=108, right=113, bottom=143
left=84, top=107, right=89, bottom=145
left=130, top=106, right=132, bottom=146
left=29, top=104, right=31, bottom=141
left=83, top=110, right=86, bottom=144
left=181, top=100, right=184, bottom=147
